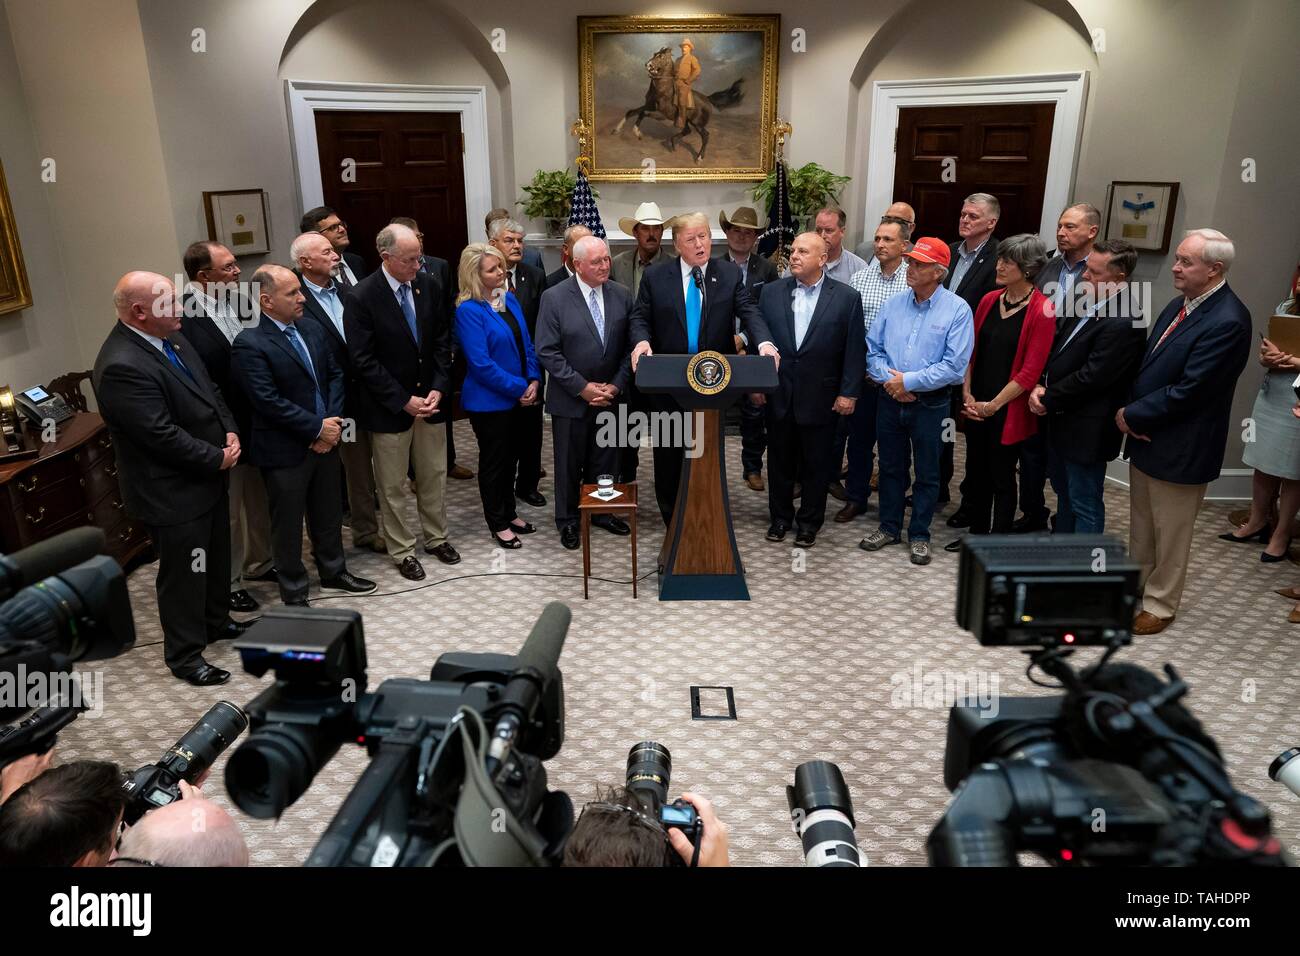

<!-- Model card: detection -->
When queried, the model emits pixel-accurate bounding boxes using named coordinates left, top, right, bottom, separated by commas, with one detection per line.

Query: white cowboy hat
left=618, top=201, right=674, bottom=235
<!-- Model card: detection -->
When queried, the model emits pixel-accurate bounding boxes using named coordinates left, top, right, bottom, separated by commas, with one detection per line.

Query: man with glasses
left=180, top=240, right=273, bottom=612
left=301, top=205, right=369, bottom=289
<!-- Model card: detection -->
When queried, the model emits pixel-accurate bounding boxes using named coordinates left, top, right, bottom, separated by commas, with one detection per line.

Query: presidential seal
left=686, top=350, right=730, bottom=396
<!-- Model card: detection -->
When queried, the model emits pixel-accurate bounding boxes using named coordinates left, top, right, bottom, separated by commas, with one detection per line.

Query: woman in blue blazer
left=454, top=243, right=542, bottom=548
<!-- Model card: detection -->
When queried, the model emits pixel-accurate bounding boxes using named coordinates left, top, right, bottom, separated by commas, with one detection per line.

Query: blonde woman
left=454, top=243, right=540, bottom=548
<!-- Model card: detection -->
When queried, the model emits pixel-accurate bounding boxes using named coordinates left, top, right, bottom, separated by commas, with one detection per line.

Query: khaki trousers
left=371, top=423, right=448, bottom=562
left=338, top=428, right=382, bottom=546
left=1129, top=465, right=1207, bottom=619
left=228, top=459, right=273, bottom=588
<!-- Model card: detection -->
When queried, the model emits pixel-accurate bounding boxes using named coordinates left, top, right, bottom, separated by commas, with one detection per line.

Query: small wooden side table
left=578, top=482, right=638, bottom=599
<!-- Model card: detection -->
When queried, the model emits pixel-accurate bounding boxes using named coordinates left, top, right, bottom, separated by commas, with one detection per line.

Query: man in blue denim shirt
left=860, top=237, right=974, bottom=565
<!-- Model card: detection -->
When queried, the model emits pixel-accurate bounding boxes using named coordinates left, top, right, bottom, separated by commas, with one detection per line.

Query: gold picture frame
left=578, top=14, right=780, bottom=182
left=0, top=159, right=34, bottom=316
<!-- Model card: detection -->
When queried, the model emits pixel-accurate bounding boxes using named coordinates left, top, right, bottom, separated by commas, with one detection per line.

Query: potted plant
left=750, top=162, right=851, bottom=232
left=518, top=169, right=598, bottom=238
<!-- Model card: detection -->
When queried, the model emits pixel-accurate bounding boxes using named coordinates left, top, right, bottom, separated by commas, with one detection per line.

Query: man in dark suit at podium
left=93, top=272, right=251, bottom=686
left=758, top=233, right=865, bottom=547
left=232, top=265, right=376, bottom=606
left=629, top=211, right=777, bottom=523
left=535, top=236, right=632, bottom=550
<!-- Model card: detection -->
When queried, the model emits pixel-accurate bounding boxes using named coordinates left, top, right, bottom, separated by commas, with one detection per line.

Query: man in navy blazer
left=1116, top=229, right=1251, bottom=635
left=628, top=210, right=778, bottom=523
left=535, top=237, right=633, bottom=549
left=758, top=233, right=865, bottom=547
left=232, top=265, right=376, bottom=606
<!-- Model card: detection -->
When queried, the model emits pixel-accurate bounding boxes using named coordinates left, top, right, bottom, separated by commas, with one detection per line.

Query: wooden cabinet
left=0, top=413, right=152, bottom=570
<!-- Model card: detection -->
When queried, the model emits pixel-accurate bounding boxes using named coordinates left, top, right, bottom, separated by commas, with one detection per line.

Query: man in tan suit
left=674, top=38, right=700, bottom=130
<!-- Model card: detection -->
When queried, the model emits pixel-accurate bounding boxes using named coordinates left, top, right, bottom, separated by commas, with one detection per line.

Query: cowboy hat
left=719, top=206, right=763, bottom=232
left=618, top=201, right=674, bottom=235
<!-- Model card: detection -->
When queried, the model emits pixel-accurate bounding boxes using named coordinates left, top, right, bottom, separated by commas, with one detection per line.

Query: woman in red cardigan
left=946, top=234, right=1055, bottom=551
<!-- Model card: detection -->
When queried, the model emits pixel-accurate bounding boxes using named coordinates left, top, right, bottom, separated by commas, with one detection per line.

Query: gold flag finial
left=570, top=118, right=592, bottom=175
left=774, top=118, right=792, bottom=161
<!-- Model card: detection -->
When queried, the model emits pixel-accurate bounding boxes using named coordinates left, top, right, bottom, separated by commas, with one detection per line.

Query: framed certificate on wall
left=203, top=189, right=271, bottom=256
left=1103, top=181, right=1179, bottom=254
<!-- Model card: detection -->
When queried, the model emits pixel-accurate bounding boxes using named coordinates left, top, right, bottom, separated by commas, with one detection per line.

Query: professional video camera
left=122, top=701, right=248, bottom=824
left=224, top=602, right=573, bottom=866
left=0, top=527, right=135, bottom=768
left=930, top=534, right=1289, bottom=867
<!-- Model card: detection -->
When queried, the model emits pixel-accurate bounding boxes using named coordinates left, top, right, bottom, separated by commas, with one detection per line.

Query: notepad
left=1267, top=313, right=1300, bottom=356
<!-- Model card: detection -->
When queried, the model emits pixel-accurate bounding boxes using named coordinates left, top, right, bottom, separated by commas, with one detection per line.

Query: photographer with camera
left=0, top=760, right=126, bottom=866
left=565, top=787, right=730, bottom=867
left=114, top=780, right=249, bottom=867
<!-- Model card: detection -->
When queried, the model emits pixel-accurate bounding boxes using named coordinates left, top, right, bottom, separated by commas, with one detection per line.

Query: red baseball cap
left=905, top=237, right=951, bottom=268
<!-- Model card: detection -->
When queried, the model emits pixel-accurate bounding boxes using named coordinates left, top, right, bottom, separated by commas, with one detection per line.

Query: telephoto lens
left=626, top=740, right=672, bottom=808
left=787, top=760, right=864, bottom=867
left=122, top=701, right=248, bottom=824
left=1270, top=748, right=1300, bottom=798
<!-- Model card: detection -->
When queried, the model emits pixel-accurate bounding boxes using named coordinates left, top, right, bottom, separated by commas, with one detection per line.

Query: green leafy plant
left=750, top=162, right=851, bottom=227
left=517, top=169, right=598, bottom=221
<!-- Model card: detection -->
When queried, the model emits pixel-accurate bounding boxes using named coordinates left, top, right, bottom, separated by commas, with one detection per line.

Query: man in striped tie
left=1117, top=228, right=1251, bottom=634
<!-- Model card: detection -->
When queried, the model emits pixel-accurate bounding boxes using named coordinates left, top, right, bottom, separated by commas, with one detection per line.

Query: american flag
left=567, top=169, right=606, bottom=239
left=757, top=159, right=795, bottom=270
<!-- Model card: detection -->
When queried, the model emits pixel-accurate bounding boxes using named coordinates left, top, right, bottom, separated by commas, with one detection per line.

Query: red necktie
left=1154, top=306, right=1187, bottom=350
left=508, top=271, right=516, bottom=294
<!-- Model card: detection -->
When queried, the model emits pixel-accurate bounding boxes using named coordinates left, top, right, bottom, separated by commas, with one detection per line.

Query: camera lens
left=787, top=760, right=863, bottom=867
left=158, top=701, right=248, bottom=781
left=0, top=556, right=134, bottom=663
left=225, top=724, right=342, bottom=819
left=626, top=740, right=671, bottom=808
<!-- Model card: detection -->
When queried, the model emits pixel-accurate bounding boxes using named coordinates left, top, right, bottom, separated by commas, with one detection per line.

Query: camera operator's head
left=114, top=786, right=248, bottom=867
left=564, top=786, right=677, bottom=867
left=564, top=786, right=729, bottom=867
left=0, top=760, right=125, bottom=866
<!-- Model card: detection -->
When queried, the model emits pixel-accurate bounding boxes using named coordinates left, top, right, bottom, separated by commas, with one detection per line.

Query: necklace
left=1003, top=288, right=1033, bottom=309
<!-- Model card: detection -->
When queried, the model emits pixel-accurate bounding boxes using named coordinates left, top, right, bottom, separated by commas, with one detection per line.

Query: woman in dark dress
left=947, top=234, right=1055, bottom=550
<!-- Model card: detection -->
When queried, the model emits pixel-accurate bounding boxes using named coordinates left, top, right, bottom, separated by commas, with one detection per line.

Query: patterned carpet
left=53, top=420, right=1300, bottom=866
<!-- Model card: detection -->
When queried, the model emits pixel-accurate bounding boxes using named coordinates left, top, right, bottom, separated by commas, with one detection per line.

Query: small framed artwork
left=203, top=189, right=271, bottom=256
left=1103, top=181, right=1180, bottom=254
left=0, top=159, right=34, bottom=316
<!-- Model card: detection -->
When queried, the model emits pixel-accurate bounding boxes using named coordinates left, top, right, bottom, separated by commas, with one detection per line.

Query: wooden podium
left=636, top=353, right=778, bottom=600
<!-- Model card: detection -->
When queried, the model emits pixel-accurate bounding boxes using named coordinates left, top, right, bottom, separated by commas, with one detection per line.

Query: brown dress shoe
left=1132, top=611, right=1173, bottom=635
left=745, top=473, right=764, bottom=492
left=1289, top=605, right=1300, bottom=624
left=448, top=463, right=475, bottom=480
left=834, top=502, right=865, bottom=523
left=1275, top=586, right=1300, bottom=601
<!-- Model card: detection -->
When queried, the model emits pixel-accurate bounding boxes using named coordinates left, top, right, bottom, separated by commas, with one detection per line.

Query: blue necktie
left=161, top=339, right=196, bottom=383
left=319, top=285, right=344, bottom=337
left=398, top=283, right=419, bottom=344
left=686, top=267, right=703, bottom=352
left=588, top=288, right=605, bottom=344
left=285, top=326, right=327, bottom=418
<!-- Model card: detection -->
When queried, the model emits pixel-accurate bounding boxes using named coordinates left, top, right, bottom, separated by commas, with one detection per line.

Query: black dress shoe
left=766, top=523, right=789, bottom=542
left=944, top=539, right=963, bottom=553
left=560, top=526, right=580, bottom=550
left=320, top=572, right=378, bottom=594
left=211, top=618, right=259, bottom=641
left=517, top=490, right=547, bottom=507
left=228, top=589, right=259, bottom=612
left=794, top=530, right=816, bottom=548
left=1012, top=515, right=1049, bottom=533
left=175, top=662, right=230, bottom=686
left=244, top=567, right=279, bottom=583
left=284, top=597, right=309, bottom=607
left=425, top=542, right=462, bottom=564
left=509, top=521, right=538, bottom=534
left=592, top=515, right=631, bottom=535
left=946, top=507, right=971, bottom=528
left=1218, top=526, right=1271, bottom=544
left=398, top=556, right=426, bottom=580
left=493, top=532, right=522, bottom=549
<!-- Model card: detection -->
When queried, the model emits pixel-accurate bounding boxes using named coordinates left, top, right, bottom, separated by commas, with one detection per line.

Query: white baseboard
left=1105, top=461, right=1252, bottom=501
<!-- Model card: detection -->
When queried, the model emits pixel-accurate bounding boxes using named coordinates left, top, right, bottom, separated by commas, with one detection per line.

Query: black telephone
left=14, top=385, right=75, bottom=428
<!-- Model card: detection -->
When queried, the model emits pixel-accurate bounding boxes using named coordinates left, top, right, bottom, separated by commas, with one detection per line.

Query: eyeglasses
left=320, top=221, right=347, bottom=233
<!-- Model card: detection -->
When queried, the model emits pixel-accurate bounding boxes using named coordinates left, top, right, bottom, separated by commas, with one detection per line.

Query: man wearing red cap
left=860, top=237, right=974, bottom=565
